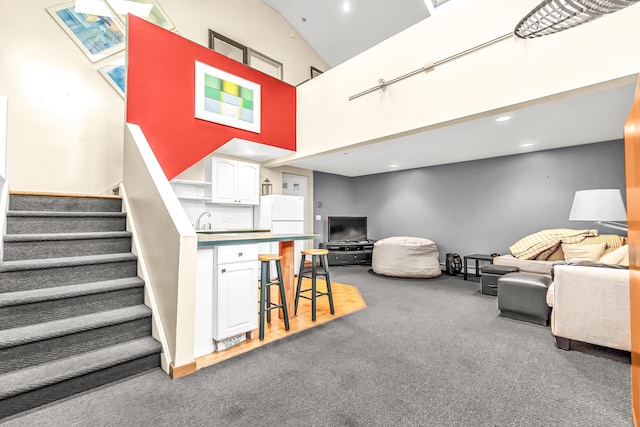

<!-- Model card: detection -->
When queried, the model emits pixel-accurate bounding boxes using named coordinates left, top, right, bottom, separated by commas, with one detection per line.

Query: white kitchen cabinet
left=205, top=157, right=260, bottom=205
left=194, top=243, right=259, bottom=356
left=212, top=244, right=259, bottom=341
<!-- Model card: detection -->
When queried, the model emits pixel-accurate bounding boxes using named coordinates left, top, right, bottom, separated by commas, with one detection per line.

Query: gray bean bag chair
left=372, top=236, right=442, bottom=278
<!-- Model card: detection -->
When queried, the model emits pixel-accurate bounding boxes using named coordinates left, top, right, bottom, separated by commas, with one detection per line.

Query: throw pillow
left=598, top=244, right=628, bottom=265
left=561, top=242, right=607, bottom=261
left=572, top=234, right=625, bottom=255
left=621, top=252, right=629, bottom=266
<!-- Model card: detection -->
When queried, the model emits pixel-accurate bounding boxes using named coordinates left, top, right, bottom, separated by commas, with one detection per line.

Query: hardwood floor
left=194, top=278, right=366, bottom=372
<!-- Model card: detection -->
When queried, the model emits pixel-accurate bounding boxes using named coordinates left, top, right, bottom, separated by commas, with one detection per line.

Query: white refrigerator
left=256, top=195, right=305, bottom=274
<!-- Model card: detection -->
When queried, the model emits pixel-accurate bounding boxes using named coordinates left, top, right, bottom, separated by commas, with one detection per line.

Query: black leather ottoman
left=497, top=273, right=552, bottom=326
left=480, top=265, right=519, bottom=296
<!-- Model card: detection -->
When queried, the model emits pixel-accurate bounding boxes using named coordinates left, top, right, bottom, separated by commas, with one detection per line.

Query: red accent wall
left=126, top=15, right=296, bottom=180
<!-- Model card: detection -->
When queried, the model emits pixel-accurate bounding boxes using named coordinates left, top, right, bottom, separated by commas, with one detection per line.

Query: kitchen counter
left=196, top=232, right=320, bottom=247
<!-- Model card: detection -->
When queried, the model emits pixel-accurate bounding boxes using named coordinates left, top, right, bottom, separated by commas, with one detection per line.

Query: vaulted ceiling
left=259, top=0, right=636, bottom=177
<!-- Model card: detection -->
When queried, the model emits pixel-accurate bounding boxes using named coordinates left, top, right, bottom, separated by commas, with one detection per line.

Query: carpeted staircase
left=0, top=193, right=162, bottom=419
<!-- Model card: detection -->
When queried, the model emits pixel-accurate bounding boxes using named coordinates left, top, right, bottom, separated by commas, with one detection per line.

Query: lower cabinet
left=213, top=260, right=258, bottom=341
left=194, top=244, right=258, bottom=357
left=321, top=243, right=374, bottom=266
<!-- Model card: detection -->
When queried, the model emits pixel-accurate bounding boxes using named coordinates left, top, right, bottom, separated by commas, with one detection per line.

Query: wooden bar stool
left=295, top=249, right=335, bottom=322
left=258, top=254, right=290, bottom=340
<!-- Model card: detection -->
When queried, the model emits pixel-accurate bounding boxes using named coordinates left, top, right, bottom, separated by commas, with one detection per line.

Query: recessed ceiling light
left=390, top=164, right=398, bottom=168
left=342, top=2, right=351, bottom=12
left=521, top=143, right=534, bottom=148
left=245, top=149, right=255, bottom=154
left=495, top=115, right=512, bottom=122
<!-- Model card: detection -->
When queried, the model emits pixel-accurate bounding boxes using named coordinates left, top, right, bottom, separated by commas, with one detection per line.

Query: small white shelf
left=171, top=179, right=211, bottom=200
left=170, top=179, right=211, bottom=186
left=176, top=195, right=209, bottom=201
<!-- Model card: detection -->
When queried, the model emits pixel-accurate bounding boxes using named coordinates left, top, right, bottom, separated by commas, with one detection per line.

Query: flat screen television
left=328, top=216, right=367, bottom=242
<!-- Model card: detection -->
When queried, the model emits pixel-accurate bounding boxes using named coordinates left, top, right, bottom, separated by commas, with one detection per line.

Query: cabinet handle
left=221, top=268, right=226, bottom=273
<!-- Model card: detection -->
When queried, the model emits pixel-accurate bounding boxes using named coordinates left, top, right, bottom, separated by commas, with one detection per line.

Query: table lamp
left=568, top=189, right=627, bottom=232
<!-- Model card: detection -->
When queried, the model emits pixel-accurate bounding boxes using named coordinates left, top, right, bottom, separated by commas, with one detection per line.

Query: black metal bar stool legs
left=259, top=254, right=290, bottom=340
left=295, top=249, right=335, bottom=322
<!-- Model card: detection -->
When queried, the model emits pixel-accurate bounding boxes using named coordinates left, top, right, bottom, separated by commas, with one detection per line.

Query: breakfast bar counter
left=194, top=232, right=319, bottom=355
left=196, top=231, right=319, bottom=247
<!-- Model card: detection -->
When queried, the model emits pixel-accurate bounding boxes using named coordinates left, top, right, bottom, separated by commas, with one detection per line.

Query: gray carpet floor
left=1, top=266, right=632, bottom=426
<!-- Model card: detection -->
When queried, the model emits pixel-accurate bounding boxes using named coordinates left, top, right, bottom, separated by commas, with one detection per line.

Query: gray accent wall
left=313, top=140, right=626, bottom=260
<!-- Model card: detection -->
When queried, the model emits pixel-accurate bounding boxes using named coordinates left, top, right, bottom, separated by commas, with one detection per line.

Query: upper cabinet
left=205, top=157, right=260, bottom=205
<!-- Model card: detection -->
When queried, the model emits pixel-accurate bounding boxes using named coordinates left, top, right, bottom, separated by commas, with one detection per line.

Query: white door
left=282, top=174, right=309, bottom=250
left=282, top=173, right=307, bottom=198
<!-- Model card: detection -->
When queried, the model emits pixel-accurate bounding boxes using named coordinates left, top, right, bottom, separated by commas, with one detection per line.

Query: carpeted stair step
left=0, top=277, right=145, bottom=330
left=0, top=253, right=138, bottom=293
left=6, top=211, right=127, bottom=235
left=3, top=231, right=133, bottom=261
left=0, top=336, right=161, bottom=419
left=0, top=305, right=153, bottom=375
left=9, top=193, right=122, bottom=213
left=0, top=192, right=161, bottom=419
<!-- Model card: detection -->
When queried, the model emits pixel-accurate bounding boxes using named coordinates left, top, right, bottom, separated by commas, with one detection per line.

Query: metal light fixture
left=514, top=0, right=640, bottom=39
left=569, top=189, right=628, bottom=232
left=261, top=178, right=272, bottom=196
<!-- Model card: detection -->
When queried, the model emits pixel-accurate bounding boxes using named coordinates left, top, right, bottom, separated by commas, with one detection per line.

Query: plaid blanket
left=510, top=228, right=598, bottom=260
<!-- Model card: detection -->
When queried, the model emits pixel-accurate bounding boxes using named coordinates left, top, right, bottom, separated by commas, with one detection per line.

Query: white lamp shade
left=569, top=189, right=627, bottom=222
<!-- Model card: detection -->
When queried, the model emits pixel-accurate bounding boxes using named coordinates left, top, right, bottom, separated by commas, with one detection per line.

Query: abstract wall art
left=46, top=1, right=126, bottom=63
left=194, top=60, right=261, bottom=133
left=98, top=56, right=126, bottom=97
left=105, top=0, right=176, bottom=32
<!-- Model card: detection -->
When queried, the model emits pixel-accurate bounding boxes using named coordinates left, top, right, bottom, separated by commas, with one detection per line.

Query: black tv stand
left=320, top=240, right=375, bottom=266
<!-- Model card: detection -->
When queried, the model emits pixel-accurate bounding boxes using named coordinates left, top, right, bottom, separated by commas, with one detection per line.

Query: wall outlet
left=223, top=215, right=232, bottom=222
left=315, top=215, right=321, bottom=221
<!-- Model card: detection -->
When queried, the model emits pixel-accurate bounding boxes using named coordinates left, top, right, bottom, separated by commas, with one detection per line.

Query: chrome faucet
left=196, top=211, right=212, bottom=230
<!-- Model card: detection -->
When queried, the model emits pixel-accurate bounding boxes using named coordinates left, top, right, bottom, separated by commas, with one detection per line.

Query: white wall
left=162, top=0, right=327, bottom=86
left=1, top=95, right=7, bottom=259
left=0, top=95, right=7, bottom=180
left=0, top=0, right=125, bottom=194
left=0, top=0, right=327, bottom=194
left=287, top=0, right=640, bottom=163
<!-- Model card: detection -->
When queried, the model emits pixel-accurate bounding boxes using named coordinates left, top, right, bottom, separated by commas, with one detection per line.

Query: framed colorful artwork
left=46, top=1, right=126, bottom=63
left=105, top=0, right=175, bottom=32
left=194, top=61, right=261, bottom=134
left=98, top=56, right=126, bottom=98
